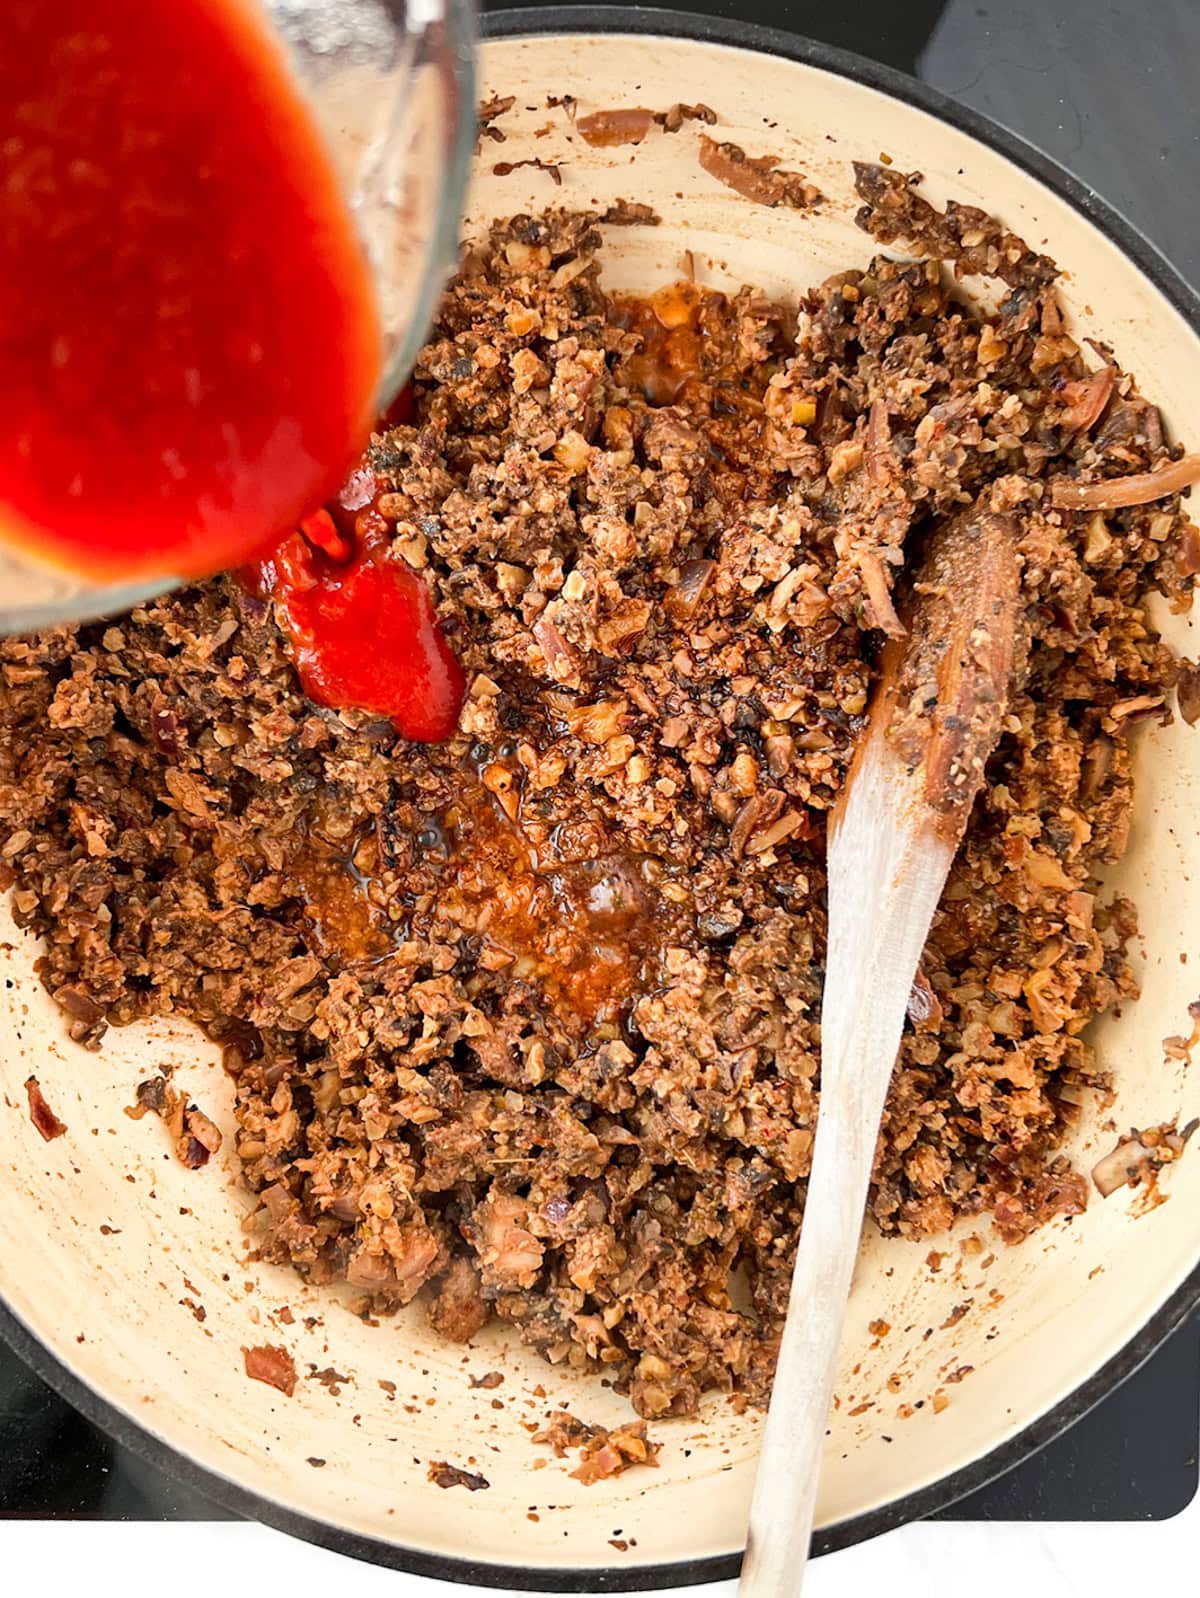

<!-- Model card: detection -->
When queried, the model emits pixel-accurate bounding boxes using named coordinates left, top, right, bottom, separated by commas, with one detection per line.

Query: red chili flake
left=25, top=1076, right=66, bottom=1141
left=149, top=698, right=181, bottom=756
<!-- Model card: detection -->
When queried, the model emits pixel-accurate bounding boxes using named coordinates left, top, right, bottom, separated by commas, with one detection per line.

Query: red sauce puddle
left=438, top=769, right=671, bottom=1033
left=288, top=832, right=398, bottom=969
left=283, top=763, right=674, bottom=1031
left=0, top=0, right=380, bottom=582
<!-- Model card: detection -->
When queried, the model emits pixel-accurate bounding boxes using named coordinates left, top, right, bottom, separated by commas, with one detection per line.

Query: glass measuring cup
left=0, top=0, right=476, bottom=635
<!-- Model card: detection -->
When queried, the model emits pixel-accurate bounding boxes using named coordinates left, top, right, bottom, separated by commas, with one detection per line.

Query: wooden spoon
left=739, top=506, right=1024, bottom=1597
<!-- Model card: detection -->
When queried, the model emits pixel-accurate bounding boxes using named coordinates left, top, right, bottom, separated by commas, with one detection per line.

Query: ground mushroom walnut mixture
left=2, top=168, right=1198, bottom=1421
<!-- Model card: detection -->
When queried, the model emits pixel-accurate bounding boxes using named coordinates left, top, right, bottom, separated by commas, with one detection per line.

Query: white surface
left=3, top=1504, right=1199, bottom=1596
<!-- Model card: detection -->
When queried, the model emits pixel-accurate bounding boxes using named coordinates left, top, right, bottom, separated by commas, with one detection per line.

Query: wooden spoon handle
left=739, top=506, right=1021, bottom=1597
left=739, top=739, right=954, bottom=1598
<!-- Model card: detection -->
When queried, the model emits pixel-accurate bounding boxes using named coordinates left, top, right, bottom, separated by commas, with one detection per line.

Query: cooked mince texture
left=2, top=173, right=1196, bottom=1419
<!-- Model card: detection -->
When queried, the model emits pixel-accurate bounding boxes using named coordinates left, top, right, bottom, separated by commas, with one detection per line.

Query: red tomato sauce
left=0, top=0, right=381, bottom=582
left=248, top=461, right=466, bottom=744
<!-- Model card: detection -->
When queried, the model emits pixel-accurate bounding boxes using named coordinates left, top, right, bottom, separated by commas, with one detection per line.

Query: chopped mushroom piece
left=1091, top=1120, right=1198, bottom=1197
left=698, top=136, right=821, bottom=208
left=127, top=1074, right=222, bottom=1168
